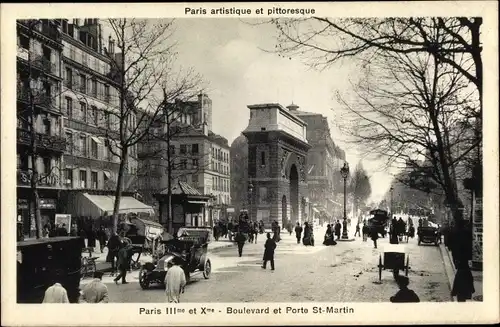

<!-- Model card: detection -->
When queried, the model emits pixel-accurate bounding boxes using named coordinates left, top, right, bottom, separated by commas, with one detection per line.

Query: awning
left=103, top=171, right=111, bottom=178
left=312, top=208, right=320, bottom=213
left=80, top=193, right=155, bottom=217
left=188, top=200, right=207, bottom=205
left=91, top=136, right=102, bottom=144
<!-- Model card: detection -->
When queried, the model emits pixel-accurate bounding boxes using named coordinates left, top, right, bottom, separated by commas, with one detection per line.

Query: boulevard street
left=90, top=229, right=451, bottom=303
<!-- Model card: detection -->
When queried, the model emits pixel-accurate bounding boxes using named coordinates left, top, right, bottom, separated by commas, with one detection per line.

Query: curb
left=439, top=243, right=456, bottom=301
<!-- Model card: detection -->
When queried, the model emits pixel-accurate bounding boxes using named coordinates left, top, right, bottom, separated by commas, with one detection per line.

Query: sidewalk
left=439, top=243, right=483, bottom=302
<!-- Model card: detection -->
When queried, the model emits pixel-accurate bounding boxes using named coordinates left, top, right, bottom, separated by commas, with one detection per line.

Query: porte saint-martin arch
left=242, top=103, right=311, bottom=228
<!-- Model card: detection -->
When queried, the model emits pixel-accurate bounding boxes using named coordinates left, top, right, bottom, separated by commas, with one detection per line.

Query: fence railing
left=17, top=128, right=66, bottom=153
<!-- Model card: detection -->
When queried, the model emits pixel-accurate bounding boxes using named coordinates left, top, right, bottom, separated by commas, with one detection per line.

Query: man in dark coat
left=334, top=221, right=342, bottom=240
left=97, top=225, right=107, bottom=253
left=234, top=229, right=246, bottom=257
left=114, top=244, right=133, bottom=285
left=261, top=233, right=276, bottom=270
left=106, top=233, right=122, bottom=275
left=390, top=276, right=420, bottom=303
left=371, top=227, right=379, bottom=249
left=294, top=222, right=303, bottom=244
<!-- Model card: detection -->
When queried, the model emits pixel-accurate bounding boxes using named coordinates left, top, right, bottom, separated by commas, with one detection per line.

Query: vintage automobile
left=417, top=225, right=440, bottom=246
left=366, top=209, right=389, bottom=238
left=138, top=227, right=212, bottom=290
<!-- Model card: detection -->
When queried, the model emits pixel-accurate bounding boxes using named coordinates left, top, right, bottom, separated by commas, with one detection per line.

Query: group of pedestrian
left=42, top=271, right=109, bottom=304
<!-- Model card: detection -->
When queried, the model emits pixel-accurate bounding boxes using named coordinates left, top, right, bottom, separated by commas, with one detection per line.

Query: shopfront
left=17, top=188, right=59, bottom=239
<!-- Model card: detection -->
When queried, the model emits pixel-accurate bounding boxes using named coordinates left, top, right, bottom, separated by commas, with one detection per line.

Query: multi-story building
left=286, top=104, right=346, bottom=223
left=137, top=94, right=230, bottom=226
left=16, top=19, right=66, bottom=238
left=55, top=19, right=143, bottom=227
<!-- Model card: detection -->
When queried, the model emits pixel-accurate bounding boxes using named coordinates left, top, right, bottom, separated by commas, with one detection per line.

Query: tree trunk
left=29, top=89, right=42, bottom=239
left=167, top=134, right=173, bottom=234
left=112, top=147, right=128, bottom=234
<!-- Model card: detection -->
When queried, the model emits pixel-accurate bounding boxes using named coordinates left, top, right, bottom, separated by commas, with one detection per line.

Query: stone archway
left=290, top=164, right=299, bottom=224
left=281, top=195, right=287, bottom=228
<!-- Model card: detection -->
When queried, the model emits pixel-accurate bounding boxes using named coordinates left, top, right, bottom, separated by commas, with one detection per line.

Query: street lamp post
left=248, top=183, right=254, bottom=221
left=340, top=162, right=350, bottom=239
left=390, top=186, right=394, bottom=217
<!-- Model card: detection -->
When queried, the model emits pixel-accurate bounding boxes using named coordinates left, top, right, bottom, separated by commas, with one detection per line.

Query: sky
left=106, top=18, right=397, bottom=203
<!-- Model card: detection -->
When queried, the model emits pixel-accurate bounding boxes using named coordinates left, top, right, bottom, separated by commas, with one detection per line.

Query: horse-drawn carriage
left=121, top=217, right=164, bottom=269
left=138, top=227, right=212, bottom=290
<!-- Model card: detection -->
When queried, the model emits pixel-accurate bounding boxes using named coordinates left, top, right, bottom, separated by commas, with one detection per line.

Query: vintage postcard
left=1, top=1, right=498, bottom=326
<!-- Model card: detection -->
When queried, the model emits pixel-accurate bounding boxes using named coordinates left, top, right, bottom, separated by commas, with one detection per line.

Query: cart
left=377, top=244, right=410, bottom=281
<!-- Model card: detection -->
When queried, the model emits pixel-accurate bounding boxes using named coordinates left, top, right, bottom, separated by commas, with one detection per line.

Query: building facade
left=286, top=104, right=346, bottom=223
left=243, top=103, right=311, bottom=228
left=16, top=19, right=65, bottom=238
left=137, top=94, right=230, bottom=226
left=59, top=18, right=138, bottom=194
left=16, top=18, right=148, bottom=238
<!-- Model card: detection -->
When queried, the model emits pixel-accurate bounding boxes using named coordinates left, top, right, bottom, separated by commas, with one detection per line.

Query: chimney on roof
left=108, top=35, right=115, bottom=55
left=287, top=103, right=299, bottom=111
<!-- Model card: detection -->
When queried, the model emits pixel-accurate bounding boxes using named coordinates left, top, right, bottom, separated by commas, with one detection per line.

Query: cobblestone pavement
left=87, top=230, right=451, bottom=303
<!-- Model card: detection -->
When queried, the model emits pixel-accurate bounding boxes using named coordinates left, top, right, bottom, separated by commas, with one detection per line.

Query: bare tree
left=103, top=18, right=203, bottom=233
left=138, top=103, right=211, bottom=233
left=270, top=17, right=482, bottom=104
left=335, top=42, right=478, bottom=222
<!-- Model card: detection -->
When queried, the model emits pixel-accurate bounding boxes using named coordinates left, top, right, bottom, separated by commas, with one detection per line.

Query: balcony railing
left=18, top=20, right=61, bottom=43
left=17, top=86, right=55, bottom=108
left=17, top=48, right=58, bottom=75
left=17, top=169, right=61, bottom=187
left=17, top=128, right=66, bottom=153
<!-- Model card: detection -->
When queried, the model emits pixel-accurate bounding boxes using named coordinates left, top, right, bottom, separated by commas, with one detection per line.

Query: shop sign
left=17, top=199, right=29, bottom=209
left=55, top=214, right=71, bottom=233
left=39, top=198, right=56, bottom=209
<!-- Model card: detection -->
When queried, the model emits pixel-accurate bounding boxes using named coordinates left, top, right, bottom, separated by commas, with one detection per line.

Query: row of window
left=63, top=168, right=111, bottom=189
left=64, top=67, right=111, bottom=103
left=212, top=147, right=229, bottom=163
left=64, top=131, right=137, bottom=162
left=211, top=160, right=229, bottom=175
left=212, top=175, right=230, bottom=193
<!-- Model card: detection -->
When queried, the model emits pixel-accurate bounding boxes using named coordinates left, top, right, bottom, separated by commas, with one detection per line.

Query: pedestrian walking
left=234, top=230, right=246, bottom=257
left=451, top=260, right=475, bottom=302
left=87, top=227, right=97, bottom=253
left=294, top=222, right=303, bottom=244
left=106, top=233, right=122, bottom=275
left=354, top=223, right=361, bottom=237
left=42, top=282, right=69, bottom=303
left=262, top=233, right=276, bottom=270
left=371, top=227, right=379, bottom=249
left=390, top=276, right=420, bottom=303
left=97, top=225, right=107, bottom=253
left=390, top=217, right=399, bottom=244
left=114, top=244, right=132, bottom=285
left=164, top=261, right=187, bottom=303
left=79, top=272, right=109, bottom=303
left=362, top=224, right=369, bottom=241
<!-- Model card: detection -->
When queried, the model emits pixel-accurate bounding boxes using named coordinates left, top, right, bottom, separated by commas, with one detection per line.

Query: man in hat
left=390, top=276, right=420, bottom=303
left=79, top=271, right=109, bottom=303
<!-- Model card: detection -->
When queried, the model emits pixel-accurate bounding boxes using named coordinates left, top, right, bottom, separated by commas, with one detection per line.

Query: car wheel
left=203, top=259, right=211, bottom=279
left=138, top=269, right=149, bottom=290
